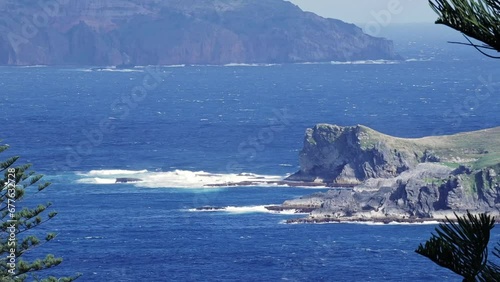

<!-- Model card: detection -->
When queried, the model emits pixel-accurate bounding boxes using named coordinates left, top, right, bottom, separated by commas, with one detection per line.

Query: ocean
left=2, top=42, right=500, bottom=281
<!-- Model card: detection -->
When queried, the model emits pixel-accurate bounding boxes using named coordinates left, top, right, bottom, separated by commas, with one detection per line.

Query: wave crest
left=75, top=169, right=283, bottom=188
left=189, top=205, right=306, bottom=215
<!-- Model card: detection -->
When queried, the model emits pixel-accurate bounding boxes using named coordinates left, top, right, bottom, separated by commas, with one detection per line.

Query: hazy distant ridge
left=0, top=0, right=400, bottom=65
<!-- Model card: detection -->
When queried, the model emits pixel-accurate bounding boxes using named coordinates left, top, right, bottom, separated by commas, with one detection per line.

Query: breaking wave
left=330, top=59, right=400, bottom=65
left=92, top=68, right=144, bottom=72
left=223, top=63, right=278, bottom=67
left=75, top=169, right=284, bottom=188
left=405, top=58, right=433, bottom=62
left=189, top=205, right=306, bottom=215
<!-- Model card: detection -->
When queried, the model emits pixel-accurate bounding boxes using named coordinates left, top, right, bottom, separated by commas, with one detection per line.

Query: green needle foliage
left=429, top=0, right=500, bottom=58
left=416, top=211, right=500, bottom=281
left=0, top=143, right=80, bottom=281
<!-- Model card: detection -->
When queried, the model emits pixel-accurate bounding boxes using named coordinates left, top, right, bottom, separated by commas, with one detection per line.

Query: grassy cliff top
left=356, top=125, right=500, bottom=169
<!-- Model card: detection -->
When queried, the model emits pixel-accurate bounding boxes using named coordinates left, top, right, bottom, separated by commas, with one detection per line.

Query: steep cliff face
left=287, top=124, right=500, bottom=185
left=0, top=0, right=401, bottom=65
left=286, top=124, right=422, bottom=184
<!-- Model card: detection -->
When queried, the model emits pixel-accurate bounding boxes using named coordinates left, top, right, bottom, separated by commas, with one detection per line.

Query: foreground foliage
left=0, top=143, right=80, bottom=281
left=429, top=0, right=500, bottom=57
left=416, top=211, right=500, bottom=281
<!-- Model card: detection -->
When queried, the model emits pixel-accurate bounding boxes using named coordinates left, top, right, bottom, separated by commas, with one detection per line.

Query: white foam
left=330, top=59, right=399, bottom=65
left=219, top=205, right=271, bottom=213
left=95, top=68, right=143, bottom=72
left=67, top=67, right=144, bottom=72
left=189, top=205, right=307, bottom=214
left=19, top=65, right=48, bottom=68
left=405, top=58, right=432, bottom=62
left=163, top=64, right=186, bottom=68
left=224, top=63, right=278, bottom=67
left=386, top=221, right=440, bottom=225
left=82, top=169, right=149, bottom=176
left=76, top=177, right=117, bottom=184
left=277, top=209, right=307, bottom=215
left=75, top=169, right=284, bottom=188
left=84, top=236, right=104, bottom=239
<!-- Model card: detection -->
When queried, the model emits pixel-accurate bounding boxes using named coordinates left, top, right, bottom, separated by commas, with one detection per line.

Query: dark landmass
left=281, top=124, right=500, bottom=223
left=0, top=0, right=400, bottom=66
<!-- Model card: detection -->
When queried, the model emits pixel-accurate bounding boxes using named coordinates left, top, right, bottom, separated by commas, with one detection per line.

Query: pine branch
left=415, top=211, right=495, bottom=280
left=0, top=143, right=79, bottom=280
left=429, top=0, right=500, bottom=57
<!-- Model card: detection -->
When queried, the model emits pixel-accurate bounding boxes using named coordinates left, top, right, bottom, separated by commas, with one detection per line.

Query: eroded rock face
left=284, top=124, right=500, bottom=221
left=286, top=124, right=420, bottom=184
left=0, top=0, right=401, bottom=65
left=284, top=163, right=500, bottom=220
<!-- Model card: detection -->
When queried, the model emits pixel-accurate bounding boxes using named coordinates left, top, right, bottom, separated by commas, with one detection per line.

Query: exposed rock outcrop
left=283, top=125, right=500, bottom=222
left=286, top=124, right=423, bottom=184
left=115, top=178, right=143, bottom=183
left=0, top=0, right=401, bottom=66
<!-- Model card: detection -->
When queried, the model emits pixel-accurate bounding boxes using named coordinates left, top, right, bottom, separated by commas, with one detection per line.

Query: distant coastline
left=0, top=0, right=400, bottom=66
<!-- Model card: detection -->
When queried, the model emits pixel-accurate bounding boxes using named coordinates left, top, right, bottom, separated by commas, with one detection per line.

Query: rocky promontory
left=0, top=0, right=400, bottom=65
left=282, top=124, right=500, bottom=223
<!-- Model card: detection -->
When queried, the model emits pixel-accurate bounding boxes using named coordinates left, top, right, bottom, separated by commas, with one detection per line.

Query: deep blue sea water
left=2, top=46, right=500, bottom=281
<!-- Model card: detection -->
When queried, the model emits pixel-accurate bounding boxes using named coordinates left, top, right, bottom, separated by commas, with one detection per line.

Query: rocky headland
left=280, top=124, right=500, bottom=223
left=0, top=0, right=400, bottom=65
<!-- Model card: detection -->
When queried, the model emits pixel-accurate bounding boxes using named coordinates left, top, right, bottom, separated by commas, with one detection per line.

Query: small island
left=278, top=124, right=500, bottom=223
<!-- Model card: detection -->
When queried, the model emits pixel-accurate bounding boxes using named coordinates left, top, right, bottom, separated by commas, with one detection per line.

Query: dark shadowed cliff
left=0, top=0, right=400, bottom=65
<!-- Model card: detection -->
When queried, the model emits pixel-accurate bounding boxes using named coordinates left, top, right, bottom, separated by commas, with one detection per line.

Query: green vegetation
left=441, top=162, right=462, bottom=169
left=416, top=212, right=500, bottom=281
left=423, top=177, right=447, bottom=186
left=429, top=0, right=500, bottom=58
left=346, top=125, right=500, bottom=194
left=460, top=174, right=478, bottom=193
left=306, top=135, right=317, bottom=146
left=473, top=152, right=500, bottom=169
left=359, top=125, right=500, bottom=170
left=0, top=143, right=80, bottom=281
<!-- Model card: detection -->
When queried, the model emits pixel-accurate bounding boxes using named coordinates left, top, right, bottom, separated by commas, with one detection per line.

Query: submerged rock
left=115, top=178, right=143, bottom=183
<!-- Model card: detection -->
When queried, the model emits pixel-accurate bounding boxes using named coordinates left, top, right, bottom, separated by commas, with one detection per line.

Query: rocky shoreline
left=278, top=124, right=500, bottom=223
left=285, top=216, right=441, bottom=224
left=204, top=180, right=356, bottom=188
left=284, top=212, right=500, bottom=224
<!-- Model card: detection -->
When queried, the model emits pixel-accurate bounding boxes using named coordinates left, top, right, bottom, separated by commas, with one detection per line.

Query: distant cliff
left=0, top=0, right=401, bottom=66
left=282, top=124, right=500, bottom=222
